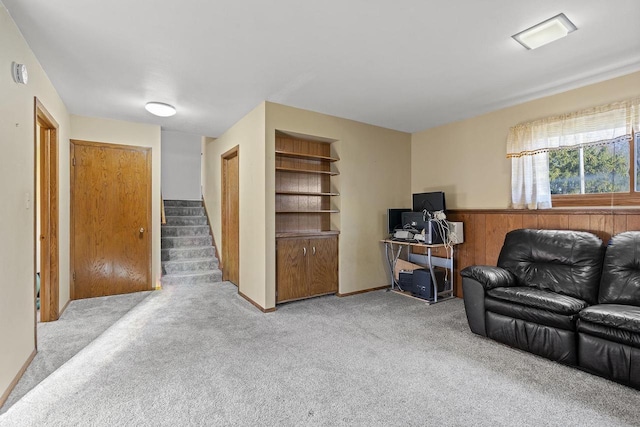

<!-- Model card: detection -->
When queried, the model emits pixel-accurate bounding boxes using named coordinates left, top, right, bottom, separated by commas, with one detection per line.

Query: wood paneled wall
left=443, top=209, right=640, bottom=297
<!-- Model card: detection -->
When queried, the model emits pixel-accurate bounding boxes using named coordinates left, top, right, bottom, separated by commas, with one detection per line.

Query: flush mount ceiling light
left=145, top=102, right=176, bottom=117
left=512, top=13, right=577, bottom=50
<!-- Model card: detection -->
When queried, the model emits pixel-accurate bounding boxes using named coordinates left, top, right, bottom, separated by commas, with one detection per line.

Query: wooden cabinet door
left=308, top=236, right=338, bottom=296
left=276, top=238, right=308, bottom=303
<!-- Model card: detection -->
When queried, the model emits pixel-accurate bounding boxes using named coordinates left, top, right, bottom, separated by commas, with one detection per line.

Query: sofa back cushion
left=599, top=231, right=640, bottom=306
left=497, top=229, right=604, bottom=305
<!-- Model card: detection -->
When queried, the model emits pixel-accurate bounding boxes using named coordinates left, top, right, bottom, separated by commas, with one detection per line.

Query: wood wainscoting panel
left=613, top=215, right=628, bottom=235
left=521, top=214, right=539, bottom=229
left=485, top=214, right=523, bottom=266
left=567, top=214, right=591, bottom=232
left=537, top=214, right=569, bottom=230
left=447, top=208, right=640, bottom=298
left=589, top=214, right=614, bottom=243
left=627, top=213, right=640, bottom=230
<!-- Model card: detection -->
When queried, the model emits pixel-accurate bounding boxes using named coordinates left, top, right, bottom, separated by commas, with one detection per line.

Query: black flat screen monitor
left=413, top=191, right=446, bottom=213
left=387, top=208, right=411, bottom=234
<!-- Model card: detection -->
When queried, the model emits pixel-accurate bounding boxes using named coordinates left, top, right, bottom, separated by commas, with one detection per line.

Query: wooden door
left=276, top=238, right=308, bottom=302
left=222, top=147, right=240, bottom=285
left=308, top=236, right=338, bottom=296
left=35, top=99, right=59, bottom=322
left=71, top=140, right=151, bottom=299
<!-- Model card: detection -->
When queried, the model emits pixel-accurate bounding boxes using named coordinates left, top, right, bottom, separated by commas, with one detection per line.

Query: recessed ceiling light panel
left=512, top=13, right=577, bottom=50
left=145, top=102, right=176, bottom=117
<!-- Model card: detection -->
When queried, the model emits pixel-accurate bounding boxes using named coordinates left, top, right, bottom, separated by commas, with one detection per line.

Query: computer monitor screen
left=387, top=208, right=411, bottom=234
left=412, top=191, right=446, bottom=213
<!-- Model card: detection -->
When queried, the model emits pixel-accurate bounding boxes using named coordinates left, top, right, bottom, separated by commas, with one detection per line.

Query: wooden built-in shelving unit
left=275, top=166, right=339, bottom=175
left=275, top=131, right=340, bottom=303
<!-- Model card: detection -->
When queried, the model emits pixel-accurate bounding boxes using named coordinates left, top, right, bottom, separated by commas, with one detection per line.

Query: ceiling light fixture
left=512, top=13, right=577, bottom=50
left=145, top=102, right=176, bottom=117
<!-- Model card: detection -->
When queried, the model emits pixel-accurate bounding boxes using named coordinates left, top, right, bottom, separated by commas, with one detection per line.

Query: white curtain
left=507, top=97, right=640, bottom=209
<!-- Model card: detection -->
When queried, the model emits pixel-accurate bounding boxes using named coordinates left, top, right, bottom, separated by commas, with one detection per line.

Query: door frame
left=34, top=98, right=59, bottom=323
left=70, top=139, right=153, bottom=299
left=221, top=145, right=239, bottom=285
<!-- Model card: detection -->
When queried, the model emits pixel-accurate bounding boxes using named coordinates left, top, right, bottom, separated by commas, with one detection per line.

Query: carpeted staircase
left=161, top=200, right=222, bottom=285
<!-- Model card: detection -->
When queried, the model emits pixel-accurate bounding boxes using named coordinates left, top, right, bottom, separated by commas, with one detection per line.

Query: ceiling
left=3, top=0, right=640, bottom=137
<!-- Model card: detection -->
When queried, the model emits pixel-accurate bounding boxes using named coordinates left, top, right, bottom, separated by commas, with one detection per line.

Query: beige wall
left=265, top=102, right=412, bottom=307
left=203, top=102, right=411, bottom=310
left=411, top=70, right=640, bottom=209
left=0, top=5, right=71, bottom=400
left=70, top=115, right=162, bottom=287
left=202, top=103, right=267, bottom=307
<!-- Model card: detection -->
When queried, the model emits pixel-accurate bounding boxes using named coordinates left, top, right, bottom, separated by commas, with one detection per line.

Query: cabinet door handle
left=303, top=247, right=307, bottom=256
left=312, top=246, right=316, bottom=255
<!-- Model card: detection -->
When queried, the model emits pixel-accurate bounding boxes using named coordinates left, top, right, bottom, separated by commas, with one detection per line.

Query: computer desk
left=381, top=239, right=456, bottom=304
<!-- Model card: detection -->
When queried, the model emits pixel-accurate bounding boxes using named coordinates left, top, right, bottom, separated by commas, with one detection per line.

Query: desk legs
left=385, top=242, right=403, bottom=291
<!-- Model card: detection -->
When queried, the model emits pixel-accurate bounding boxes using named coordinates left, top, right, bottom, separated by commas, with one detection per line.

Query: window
left=507, top=98, right=640, bottom=209
left=549, top=134, right=638, bottom=206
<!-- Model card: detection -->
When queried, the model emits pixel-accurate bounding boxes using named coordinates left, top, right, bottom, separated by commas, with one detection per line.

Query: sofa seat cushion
left=577, top=319, right=640, bottom=349
left=486, top=287, right=588, bottom=315
left=579, top=304, right=640, bottom=334
left=485, top=297, right=577, bottom=331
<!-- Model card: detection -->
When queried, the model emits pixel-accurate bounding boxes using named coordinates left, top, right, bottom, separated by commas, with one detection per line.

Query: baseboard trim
left=58, top=298, right=71, bottom=318
left=238, top=290, right=276, bottom=313
left=337, top=285, right=390, bottom=297
left=0, top=348, right=37, bottom=408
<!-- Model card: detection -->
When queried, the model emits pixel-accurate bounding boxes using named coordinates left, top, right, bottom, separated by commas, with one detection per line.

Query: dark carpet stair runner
left=161, top=200, right=222, bottom=285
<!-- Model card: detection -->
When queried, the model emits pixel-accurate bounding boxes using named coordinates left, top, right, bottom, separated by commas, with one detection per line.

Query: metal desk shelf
left=381, top=239, right=456, bottom=304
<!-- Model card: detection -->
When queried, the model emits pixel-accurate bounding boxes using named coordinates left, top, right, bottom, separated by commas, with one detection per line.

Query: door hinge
left=72, top=157, right=76, bottom=166
left=73, top=271, right=76, bottom=281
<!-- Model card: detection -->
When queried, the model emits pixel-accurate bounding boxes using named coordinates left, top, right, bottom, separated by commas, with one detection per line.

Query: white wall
left=70, top=115, right=162, bottom=288
left=202, top=103, right=267, bottom=307
left=265, top=102, right=412, bottom=308
left=0, top=4, right=71, bottom=402
left=203, top=102, right=412, bottom=311
left=161, top=130, right=202, bottom=200
left=411, top=70, right=640, bottom=209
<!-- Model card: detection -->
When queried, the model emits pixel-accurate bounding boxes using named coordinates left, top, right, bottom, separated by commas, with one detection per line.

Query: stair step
left=164, top=207, right=205, bottom=217
left=162, top=246, right=216, bottom=261
left=164, top=215, right=208, bottom=226
left=161, top=225, right=210, bottom=237
left=161, top=200, right=220, bottom=287
left=161, top=235, right=212, bottom=249
left=163, top=200, right=203, bottom=207
left=162, top=258, right=219, bottom=275
left=161, top=270, right=222, bottom=285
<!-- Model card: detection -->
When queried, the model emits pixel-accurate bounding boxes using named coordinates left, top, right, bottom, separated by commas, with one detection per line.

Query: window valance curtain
left=507, top=97, right=640, bottom=209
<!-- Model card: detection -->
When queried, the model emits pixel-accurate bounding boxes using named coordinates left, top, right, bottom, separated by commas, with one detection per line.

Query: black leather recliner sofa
left=461, top=229, right=640, bottom=389
left=576, top=231, right=640, bottom=389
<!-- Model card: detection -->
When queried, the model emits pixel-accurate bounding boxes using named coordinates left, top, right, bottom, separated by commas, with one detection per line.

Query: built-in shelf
left=276, top=166, right=339, bottom=176
left=276, top=209, right=340, bottom=214
left=275, top=150, right=339, bottom=162
left=276, top=230, right=340, bottom=238
left=276, top=191, right=340, bottom=196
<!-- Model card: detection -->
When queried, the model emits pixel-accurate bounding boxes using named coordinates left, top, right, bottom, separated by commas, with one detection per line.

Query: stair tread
left=162, top=246, right=215, bottom=251
left=162, top=269, right=221, bottom=277
left=162, top=257, right=217, bottom=265
left=162, top=234, right=211, bottom=239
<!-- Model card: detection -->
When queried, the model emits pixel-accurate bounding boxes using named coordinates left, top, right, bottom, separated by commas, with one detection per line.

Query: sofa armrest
left=461, top=265, right=516, bottom=290
left=461, top=266, right=515, bottom=337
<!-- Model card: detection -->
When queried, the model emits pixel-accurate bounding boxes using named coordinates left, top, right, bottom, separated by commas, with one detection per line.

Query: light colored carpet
left=0, top=282, right=638, bottom=426
left=0, top=291, right=151, bottom=414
